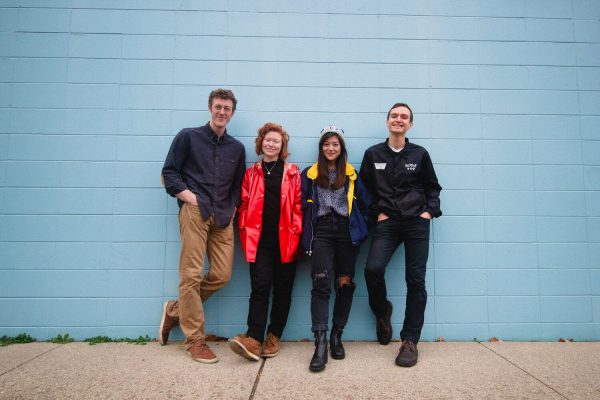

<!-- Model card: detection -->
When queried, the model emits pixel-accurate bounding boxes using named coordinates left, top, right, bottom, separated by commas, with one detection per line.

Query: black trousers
left=364, top=216, right=430, bottom=343
left=247, top=234, right=297, bottom=343
left=310, top=213, right=358, bottom=332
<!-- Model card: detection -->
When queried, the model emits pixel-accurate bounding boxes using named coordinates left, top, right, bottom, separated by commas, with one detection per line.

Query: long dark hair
left=315, top=132, right=347, bottom=189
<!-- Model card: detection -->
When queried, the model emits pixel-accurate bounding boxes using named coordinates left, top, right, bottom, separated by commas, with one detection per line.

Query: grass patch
left=0, top=333, right=153, bottom=347
left=0, top=333, right=37, bottom=347
left=47, top=333, right=74, bottom=344
left=84, top=335, right=152, bottom=345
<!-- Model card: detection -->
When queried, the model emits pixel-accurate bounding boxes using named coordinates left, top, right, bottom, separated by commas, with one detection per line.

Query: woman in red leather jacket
left=230, top=122, right=302, bottom=361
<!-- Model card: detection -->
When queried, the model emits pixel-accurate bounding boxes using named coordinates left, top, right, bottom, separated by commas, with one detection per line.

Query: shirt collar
left=385, top=137, right=409, bottom=151
left=205, top=122, right=227, bottom=144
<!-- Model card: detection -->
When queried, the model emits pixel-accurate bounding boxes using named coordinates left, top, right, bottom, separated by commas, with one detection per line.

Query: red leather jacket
left=238, top=160, right=303, bottom=263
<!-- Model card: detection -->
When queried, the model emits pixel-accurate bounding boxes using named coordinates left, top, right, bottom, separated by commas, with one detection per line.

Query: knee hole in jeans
left=312, top=270, right=329, bottom=285
left=337, top=275, right=353, bottom=288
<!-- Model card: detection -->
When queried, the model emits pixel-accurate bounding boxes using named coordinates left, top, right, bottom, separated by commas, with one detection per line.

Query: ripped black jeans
left=310, top=213, right=358, bottom=332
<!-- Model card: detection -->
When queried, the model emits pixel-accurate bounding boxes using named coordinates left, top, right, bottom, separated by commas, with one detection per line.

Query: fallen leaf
left=205, top=334, right=229, bottom=342
left=436, top=337, right=445, bottom=342
left=489, top=337, right=502, bottom=342
left=559, top=338, right=574, bottom=342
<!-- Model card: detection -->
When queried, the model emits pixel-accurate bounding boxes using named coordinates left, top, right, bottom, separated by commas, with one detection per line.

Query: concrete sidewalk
left=1, top=341, right=599, bottom=400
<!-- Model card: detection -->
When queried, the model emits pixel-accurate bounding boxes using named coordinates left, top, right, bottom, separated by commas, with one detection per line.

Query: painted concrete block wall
left=1, top=0, right=599, bottom=341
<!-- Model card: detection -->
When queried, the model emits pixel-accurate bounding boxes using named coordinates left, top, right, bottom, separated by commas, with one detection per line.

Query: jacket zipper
left=308, top=180, right=316, bottom=256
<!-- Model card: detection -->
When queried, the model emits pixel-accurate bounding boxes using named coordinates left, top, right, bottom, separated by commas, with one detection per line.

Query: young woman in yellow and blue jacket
left=300, top=126, right=371, bottom=372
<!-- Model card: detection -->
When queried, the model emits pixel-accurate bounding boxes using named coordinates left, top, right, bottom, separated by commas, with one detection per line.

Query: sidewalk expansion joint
left=0, top=344, right=65, bottom=378
left=248, top=357, right=266, bottom=400
left=477, top=342, right=570, bottom=400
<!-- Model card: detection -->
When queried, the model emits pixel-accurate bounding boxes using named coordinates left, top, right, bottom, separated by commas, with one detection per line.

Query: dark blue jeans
left=364, top=216, right=430, bottom=343
left=310, top=213, right=358, bottom=332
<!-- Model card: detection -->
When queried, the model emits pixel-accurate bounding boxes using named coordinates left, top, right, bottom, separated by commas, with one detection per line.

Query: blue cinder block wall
left=1, top=1, right=599, bottom=341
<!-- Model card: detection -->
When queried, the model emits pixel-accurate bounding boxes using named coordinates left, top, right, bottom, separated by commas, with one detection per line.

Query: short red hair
left=255, top=122, right=290, bottom=160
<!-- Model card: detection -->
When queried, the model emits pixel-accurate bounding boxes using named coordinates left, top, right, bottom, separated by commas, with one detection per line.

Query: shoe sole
left=330, top=353, right=345, bottom=360
left=158, top=301, right=169, bottom=346
left=309, top=361, right=327, bottom=372
left=185, top=350, right=219, bottom=364
left=395, top=359, right=417, bottom=367
left=261, top=351, right=279, bottom=358
left=229, top=339, right=260, bottom=361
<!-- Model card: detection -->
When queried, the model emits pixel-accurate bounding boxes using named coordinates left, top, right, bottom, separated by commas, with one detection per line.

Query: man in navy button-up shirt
left=159, top=89, right=246, bottom=363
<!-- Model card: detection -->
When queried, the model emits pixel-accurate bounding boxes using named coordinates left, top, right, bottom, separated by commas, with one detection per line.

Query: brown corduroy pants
left=166, top=203, right=234, bottom=346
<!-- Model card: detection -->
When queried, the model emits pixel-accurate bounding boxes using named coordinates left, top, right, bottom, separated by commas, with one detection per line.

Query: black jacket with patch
left=359, top=138, right=442, bottom=219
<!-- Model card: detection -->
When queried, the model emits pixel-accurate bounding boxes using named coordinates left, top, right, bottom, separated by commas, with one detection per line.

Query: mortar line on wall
left=425, top=34, right=437, bottom=339
left=7, top=58, right=600, bottom=68
left=476, top=51, right=490, bottom=339
left=9, top=29, right=592, bottom=43
left=9, top=82, right=594, bottom=91
left=526, top=55, right=543, bottom=328
left=4, top=107, right=596, bottom=115
left=2, top=134, right=596, bottom=141
left=162, top=196, right=169, bottom=304
left=6, top=3, right=598, bottom=22
left=161, top=105, right=170, bottom=303
left=3, top=5, right=591, bottom=21
left=571, top=4, right=593, bottom=315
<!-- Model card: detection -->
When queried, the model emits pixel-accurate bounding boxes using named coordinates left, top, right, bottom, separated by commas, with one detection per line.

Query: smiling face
left=322, top=135, right=342, bottom=164
left=316, top=131, right=347, bottom=189
left=261, top=130, right=283, bottom=162
left=208, top=97, right=234, bottom=134
left=386, top=105, right=413, bottom=136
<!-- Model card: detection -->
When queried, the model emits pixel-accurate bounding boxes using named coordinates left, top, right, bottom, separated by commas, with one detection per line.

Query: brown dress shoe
left=186, top=340, right=218, bottom=363
left=261, top=333, right=280, bottom=358
left=376, top=301, right=393, bottom=345
left=229, top=334, right=261, bottom=361
left=395, top=340, right=418, bottom=367
left=158, top=300, right=178, bottom=345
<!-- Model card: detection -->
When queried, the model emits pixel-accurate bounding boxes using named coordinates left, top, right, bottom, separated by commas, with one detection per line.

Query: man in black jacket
left=359, top=103, right=442, bottom=367
left=159, top=89, right=246, bottom=363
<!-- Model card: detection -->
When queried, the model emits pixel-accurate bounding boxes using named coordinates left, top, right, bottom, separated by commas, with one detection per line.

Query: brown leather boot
left=261, top=332, right=280, bottom=358
left=229, top=334, right=261, bottom=361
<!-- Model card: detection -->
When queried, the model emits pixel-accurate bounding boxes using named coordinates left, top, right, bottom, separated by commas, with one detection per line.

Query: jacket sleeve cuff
left=426, top=208, right=442, bottom=218
left=167, top=183, right=189, bottom=197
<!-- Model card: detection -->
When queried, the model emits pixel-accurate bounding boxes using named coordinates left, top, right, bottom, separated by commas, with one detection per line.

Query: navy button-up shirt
left=162, top=123, right=246, bottom=228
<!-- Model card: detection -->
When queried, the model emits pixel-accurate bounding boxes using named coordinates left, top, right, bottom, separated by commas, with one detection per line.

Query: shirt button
left=256, top=224, right=260, bottom=228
